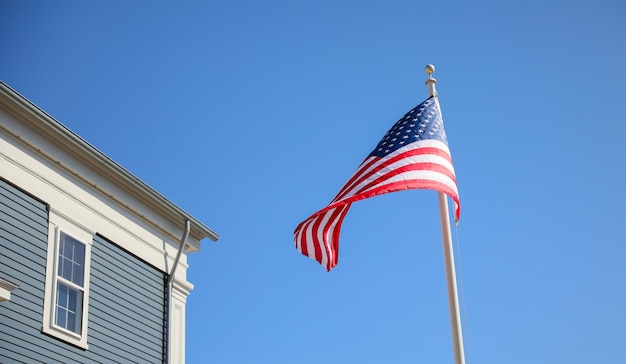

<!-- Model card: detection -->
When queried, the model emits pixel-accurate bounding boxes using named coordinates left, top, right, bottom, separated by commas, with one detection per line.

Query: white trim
left=0, top=139, right=195, bottom=277
left=0, top=278, right=18, bottom=302
left=170, top=281, right=191, bottom=364
left=42, top=221, right=92, bottom=349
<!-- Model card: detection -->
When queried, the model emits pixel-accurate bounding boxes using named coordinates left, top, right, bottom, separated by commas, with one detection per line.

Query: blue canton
left=369, top=96, right=448, bottom=158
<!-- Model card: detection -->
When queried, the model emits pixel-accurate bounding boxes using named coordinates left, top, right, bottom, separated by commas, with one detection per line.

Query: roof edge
left=0, top=81, right=219, bottom=247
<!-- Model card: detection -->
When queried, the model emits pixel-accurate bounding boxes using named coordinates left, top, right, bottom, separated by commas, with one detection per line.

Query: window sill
left=42, top=324, right=89, bottom=350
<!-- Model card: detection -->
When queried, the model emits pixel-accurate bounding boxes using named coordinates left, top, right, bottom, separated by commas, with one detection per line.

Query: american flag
left=294, top=96, right=460, bottom=271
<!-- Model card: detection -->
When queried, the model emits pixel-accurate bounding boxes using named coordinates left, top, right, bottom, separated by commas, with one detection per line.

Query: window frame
left=54, top=231, right=87, bottom=335
left=42, top=216, right=92, bottom=349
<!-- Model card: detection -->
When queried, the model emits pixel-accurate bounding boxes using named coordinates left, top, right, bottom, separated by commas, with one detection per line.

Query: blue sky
left=2, top=1, right=625, bottom=363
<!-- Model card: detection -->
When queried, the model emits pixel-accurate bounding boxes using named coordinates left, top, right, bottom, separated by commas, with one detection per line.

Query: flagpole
left=425, top=64, right=466, bottom=364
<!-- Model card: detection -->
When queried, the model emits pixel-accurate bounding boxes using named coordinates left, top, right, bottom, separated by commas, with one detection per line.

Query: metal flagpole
left=424, top=64, right=466, bottom=364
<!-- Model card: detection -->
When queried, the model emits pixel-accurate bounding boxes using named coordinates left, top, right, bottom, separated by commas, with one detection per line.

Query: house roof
left=0, top=81, right=219, bottom=251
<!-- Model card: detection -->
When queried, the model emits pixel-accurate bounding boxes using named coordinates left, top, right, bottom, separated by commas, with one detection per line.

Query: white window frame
left=42, top=213, right=92, bottom=349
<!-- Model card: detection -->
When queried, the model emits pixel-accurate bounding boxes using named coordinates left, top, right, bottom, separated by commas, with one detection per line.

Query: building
left=0, top=82, right=218, bottom=363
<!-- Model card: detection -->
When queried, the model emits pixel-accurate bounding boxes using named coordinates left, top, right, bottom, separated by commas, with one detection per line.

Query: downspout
left=165, top=219, right=191, bottom=364
left=168, top=219, right=190, bottom=286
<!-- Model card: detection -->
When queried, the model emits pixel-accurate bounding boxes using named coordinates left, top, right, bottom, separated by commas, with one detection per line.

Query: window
left=42, top=218, right=92, bottom=349
left=54, top=232, right=86, bottom=334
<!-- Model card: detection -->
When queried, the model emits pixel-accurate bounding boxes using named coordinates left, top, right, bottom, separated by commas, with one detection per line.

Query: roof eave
left=0, top=81, right=219, bottom=250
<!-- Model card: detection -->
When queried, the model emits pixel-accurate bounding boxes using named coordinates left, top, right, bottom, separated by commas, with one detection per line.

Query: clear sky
left=2, top=1, right=625, bottom=363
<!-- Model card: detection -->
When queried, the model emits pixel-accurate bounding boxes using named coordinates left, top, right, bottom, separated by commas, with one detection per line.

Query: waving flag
left=294, top=96, right=460, bottom=271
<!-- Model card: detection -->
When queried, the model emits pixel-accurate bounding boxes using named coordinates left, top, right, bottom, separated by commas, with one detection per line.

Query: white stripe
left=360, top=169, right=459, bottom=196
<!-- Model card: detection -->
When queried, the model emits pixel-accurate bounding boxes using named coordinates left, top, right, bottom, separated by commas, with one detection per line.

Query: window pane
left=72, top=260, right=84, bottom=287
left=56, top=282, right=68, bottom=328
left=67, top=311, right=76, bottom=334
left=74, top=243, right=85, bottom=265
left=56, top=283, right=68, bottom=309
left=74, top=290, right=83, bottom=333
left=68, top=287, right=77, bottom=308
left=55, top=282, right=83, bottom=334
left=58, top=232, right=85, bottom=286
left=61, top=257, right=72, bottom=281
left=56, top=306, right=67, bottom=329
left=70, top=289, right=83, bottom=334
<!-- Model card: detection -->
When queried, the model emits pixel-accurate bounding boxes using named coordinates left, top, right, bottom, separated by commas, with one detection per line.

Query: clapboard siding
left=90, top=240, right=164, bottom=309
left=0, top=179, right=166, bottom=363
left=0, top=179, right=92, bottom=364
left=89, top=289, right=164, bottom=340
left=0, top=183, right=48, bottom=228
left=89, top=234, right=166, bottom=363
left=1, top=243, right=46, bottom=290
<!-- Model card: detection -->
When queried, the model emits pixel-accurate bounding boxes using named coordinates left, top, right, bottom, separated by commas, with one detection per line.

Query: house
left=0, top=82, right=219, bottom=364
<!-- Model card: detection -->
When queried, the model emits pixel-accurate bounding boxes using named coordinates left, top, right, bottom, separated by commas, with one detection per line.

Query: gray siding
left=0, top=179, right=166, bottom=363
left=89, top=234, right=166, bottom=363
